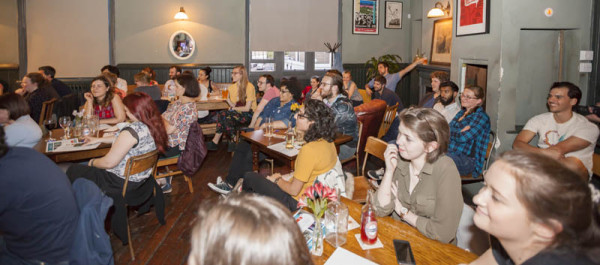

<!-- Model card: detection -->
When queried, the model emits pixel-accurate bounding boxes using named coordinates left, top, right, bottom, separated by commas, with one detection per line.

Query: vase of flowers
left=297, top=182, right=338, bottom=256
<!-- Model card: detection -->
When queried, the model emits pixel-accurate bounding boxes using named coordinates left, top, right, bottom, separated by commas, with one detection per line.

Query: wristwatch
left=399, top=207, right=408, bottom=219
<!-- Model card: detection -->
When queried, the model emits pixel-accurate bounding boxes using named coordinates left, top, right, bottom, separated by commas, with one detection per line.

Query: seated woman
left=67, top=92, right=168, bottom=195
left=82, top=75, right=126, bottom=125
left=196, top=67, right=213, bottom=122
left=240, top=99, right=338, bottom=211
left=206, top=65, right=256, bottom=152
left=343, top=70, right=363, bottom=107
left=374, top=107, right=462, bottom=244
left=16, top=72, right=59, bottom=123
left=418, top=71, right=449, bottom=108
left=302, top=76, right=320, bottom=103
left=470, top=150, right=599, bottom=265
left=447, top=85, right=490, bottom=177
left=207, top=78, right=302, bottom=194
left=0, top=93, right=42, bottom=148
left=142, top=66, right=159, bottom=86
left=134, top=71, right=161, bottom=100
left=188, top=193, right=312, bottom=265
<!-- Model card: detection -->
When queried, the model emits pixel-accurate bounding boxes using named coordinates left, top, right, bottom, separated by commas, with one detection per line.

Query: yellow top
left=293, top=139, right=337, bottom=200
left=227, top=82, right=257, bottom=112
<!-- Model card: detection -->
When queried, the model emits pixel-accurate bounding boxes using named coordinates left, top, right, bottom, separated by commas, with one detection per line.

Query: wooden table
left=196, top=98, right=229, bottom=111
left=240, top=129, right=352, bottom=172
left=314, top=197, right=478, bottom=265
left=33, top=129, right=112, bottom=163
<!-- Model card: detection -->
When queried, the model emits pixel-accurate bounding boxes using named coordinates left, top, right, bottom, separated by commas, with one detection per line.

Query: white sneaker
left=216, top=176, right=223, bottom=184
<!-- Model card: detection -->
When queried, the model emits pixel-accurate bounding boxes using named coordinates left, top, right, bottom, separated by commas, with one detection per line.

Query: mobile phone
left=393, top=239, right=416, bottom=265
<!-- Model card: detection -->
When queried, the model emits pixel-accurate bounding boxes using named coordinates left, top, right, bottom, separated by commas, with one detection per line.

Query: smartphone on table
left=394, top=239, right=416, bottom=265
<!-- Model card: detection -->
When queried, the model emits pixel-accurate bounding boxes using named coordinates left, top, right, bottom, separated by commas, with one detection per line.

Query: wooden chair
left=153, top=155, right=194, bottom=194
left=38, top=98, right=57, bottom=126
left=592, top=153, right=600, bottom=182
left=352, top=136, right=388, bottom=203
left=358, top=89, right=371, bottom=104
left=461, top=131, right=496, bottom=184
left=377, top=103, right=399, bottom=138
left=121, top=150, right=160, bottom=261
left=341, top=121, right=363, bottom=175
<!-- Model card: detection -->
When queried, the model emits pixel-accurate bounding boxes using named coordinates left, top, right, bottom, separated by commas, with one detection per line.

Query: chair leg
left=356, top=156, right=360, bottom=176
left=265, top=158, right=274, bottom=175
left=126, top=213, right=135, bottom=260
left=184, top=175, right=194, bottom=193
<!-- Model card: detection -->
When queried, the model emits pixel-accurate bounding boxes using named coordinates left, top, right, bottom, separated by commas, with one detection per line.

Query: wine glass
left=59, top=116, right=72, bottom=140
left=43, top=117, right=57, bottom=141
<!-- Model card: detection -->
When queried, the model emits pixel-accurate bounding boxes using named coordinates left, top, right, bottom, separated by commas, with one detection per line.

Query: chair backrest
left=354, top=121, right=363, bottom=153
left=39, top=98, right=58, bottom=126
left=483, top=130, right=496, bottom=172
left=377, top=103, right=399, bottom=138
left=359, top=89, right=371, bottom=104
left=122, top=150, right=159, bottom=196
left=354, top=99, right=387, bottom=162
left=361, top=136, right=388, bottom=176
left=593, top=153, right=600, bottom=177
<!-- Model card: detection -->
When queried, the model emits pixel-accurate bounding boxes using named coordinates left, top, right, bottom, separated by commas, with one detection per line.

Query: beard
left=440, top=96, right=454, bottom=106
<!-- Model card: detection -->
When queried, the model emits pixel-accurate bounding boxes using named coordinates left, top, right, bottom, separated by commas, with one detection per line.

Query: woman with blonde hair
left=188, top=193, right=312, bottom=265
left=374, top=107, right=463, bottom=244
left=470, top=150, right=600, bottom=265
left=206, top=65, right=256, bottom=152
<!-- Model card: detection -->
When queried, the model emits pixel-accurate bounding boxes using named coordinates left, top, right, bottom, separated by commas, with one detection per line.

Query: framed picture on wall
left=430, top=18, right=453, bottom=65
left=384, top=1, right=402, bottom=29
left=353, top=0, right=379, bottom=35
left=456, top=0, right=490, bottom=36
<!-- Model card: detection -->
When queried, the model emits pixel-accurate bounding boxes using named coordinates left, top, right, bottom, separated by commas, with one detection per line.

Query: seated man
left=39, top=65, right=72, bottom=97
left=249, top=74, right=280, bottom=128
left=0, top=126, right=79, bottom=264
left=364, top=59, right=425, bottom=96
left=371, top=75, right=403, bottom=110
left=208, top=78, right=302, bottom=194
left=315, top=72, right=359, bottom=161
left=101, top=65, right=127, bottom=94
left=513, top=82, right=599, bottom=180
left=433, top=81, right=460, bottom=123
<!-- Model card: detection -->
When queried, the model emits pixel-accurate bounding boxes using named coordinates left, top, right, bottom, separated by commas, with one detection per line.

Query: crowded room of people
left=2, top=0, right=600, bottom=264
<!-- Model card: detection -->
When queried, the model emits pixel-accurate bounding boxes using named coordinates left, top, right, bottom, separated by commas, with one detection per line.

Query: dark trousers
left=66, top=164, right=143, bottom=195
left=382, top=116, right=400, bottom=142
left=225, top=140, right=254, bottom=186
left=242, top=172, right=298, bottom=212
left=160, top=146, right=181, bottom=158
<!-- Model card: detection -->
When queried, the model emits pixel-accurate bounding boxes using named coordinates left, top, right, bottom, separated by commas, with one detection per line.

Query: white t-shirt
left=433, top=101, right=460, bottom=123
left=164, top=79, right=178, bottom=97
left=116, top=78, right=128, bottom=94
left=523, top=112, right=599, bottom=175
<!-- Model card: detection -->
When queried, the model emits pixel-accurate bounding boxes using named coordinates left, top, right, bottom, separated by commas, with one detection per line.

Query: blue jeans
left=0, top=236, right=69, bottom=265
left=447, top=152, right=475, bottom=176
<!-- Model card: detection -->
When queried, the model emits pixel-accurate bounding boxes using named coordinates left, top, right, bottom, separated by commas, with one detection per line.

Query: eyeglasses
left=460, top=93, right=478, bottom=100
left=231, top=71, right=241, bottom=75
left=280, top=89, right=290, bottom=94
left=319, top=82, right=333, bottom=87
left=297, top=113, right=307, bottom=119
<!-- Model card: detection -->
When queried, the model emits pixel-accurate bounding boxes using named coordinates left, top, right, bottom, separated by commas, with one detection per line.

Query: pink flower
left=304, top=186, right=316, bottom=200
left=314, top=182, right=324, bottom=198
left=297, top=198, right=308, bottom=208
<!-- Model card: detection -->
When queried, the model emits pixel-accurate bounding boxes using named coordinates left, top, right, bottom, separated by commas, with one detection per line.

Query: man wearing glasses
left=249, top=74, right=279, bottom=128
left=513, top=82, right=598, bottom=180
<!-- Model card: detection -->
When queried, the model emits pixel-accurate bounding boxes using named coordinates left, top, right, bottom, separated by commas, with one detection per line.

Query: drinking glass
left=221, top=87, right=228, bottom=99
left=43, top=117, right=57, bottom=141
left=265, top=117, right=273, bottom=137
left=89, top=115, right=99, bottom=137
left=59, top=116, right=72, bottom=140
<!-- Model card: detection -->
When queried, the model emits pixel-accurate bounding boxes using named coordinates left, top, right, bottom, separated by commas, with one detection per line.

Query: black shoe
left=227, top=141, right=237, bottom=152
left=206, top=141, right=218, bottom=151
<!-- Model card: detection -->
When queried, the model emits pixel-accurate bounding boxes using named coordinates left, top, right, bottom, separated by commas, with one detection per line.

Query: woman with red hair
left=67, top=92, right=168, bottom=194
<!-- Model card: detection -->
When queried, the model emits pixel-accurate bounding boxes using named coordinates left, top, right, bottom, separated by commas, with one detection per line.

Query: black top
left=51, top=78, right=72, bottom=97
left=372, top=88, right=404, bottom=111
left=24, top=86, right=59, bottom=123
left=135, top=85, right=162, bottom=100
left=0, top=147, right=79, bottom=263
left=491, top=236, right=596, bottom=265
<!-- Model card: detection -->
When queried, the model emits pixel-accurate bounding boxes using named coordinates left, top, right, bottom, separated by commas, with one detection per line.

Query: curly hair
left=122, top=92, right=168, bottom=154
left=302, top=99, right=336, bottom=143
left=280, top=77, right=302, bottom=103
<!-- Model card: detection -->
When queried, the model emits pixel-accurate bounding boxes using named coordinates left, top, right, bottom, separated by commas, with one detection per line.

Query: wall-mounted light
left=174, top=7, right=188, bottom=20
left=427, top=2, right=451, bottom=18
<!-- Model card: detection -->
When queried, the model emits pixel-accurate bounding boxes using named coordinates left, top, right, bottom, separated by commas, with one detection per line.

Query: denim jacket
left=326, top=95, right=358, bottom=148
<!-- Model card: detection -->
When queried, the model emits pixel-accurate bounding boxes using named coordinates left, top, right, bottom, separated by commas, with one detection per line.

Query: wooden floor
left=110, top=143, right=363, bottom=265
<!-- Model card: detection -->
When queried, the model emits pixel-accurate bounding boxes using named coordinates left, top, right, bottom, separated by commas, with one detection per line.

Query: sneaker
left=208, top=181, right=232, bottom=195
left=206, top=141, right=218, bottom=151
left=367, top=167, right=385, bottom=180
left=215, top=176, right=223, bottom=184
left=161, top=182, right=172, bottom=194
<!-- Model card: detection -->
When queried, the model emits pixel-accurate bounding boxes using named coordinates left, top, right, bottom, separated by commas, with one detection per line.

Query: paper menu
left=324, top=247, right=378, bottom=265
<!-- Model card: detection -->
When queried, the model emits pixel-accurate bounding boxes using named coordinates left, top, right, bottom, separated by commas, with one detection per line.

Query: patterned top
left=448, top=107, right=490, bottom=177
left=94, top=103, right=115, bottom=120
left=107, top=121, right=157, bottom=182
left=162, top=101, right=198, bottom=150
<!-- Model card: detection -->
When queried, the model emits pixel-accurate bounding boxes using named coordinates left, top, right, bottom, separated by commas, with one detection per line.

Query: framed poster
left=456, top=0, right=490, bottom=36
left=384, top=1, right=402, bottom=29
left=430, top=18, right=453, bottom=65
left=353, top=0, right=379, bottom=35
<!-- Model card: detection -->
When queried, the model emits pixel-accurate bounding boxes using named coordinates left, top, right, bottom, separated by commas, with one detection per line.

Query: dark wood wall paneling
left=117, top=64, right=238, bottom=85
left=0, top=64, right=20, bottom=93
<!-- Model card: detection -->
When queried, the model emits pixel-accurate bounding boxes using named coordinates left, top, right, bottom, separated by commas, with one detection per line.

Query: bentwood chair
left=340, top=121, right=363, bottom=175
left=121, top=150, right=159, bottom=260
left=377, top=103, right=399, bottom=138
left=38, top=98, right=57, bottom=126
left=351, top=136, right=388, bottom=203
left=460, top=130, right=496, bottom=184
left=153, top=155, right=194, bottom=193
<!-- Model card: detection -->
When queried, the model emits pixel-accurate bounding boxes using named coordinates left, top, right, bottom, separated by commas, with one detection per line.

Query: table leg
left=251, top=143, right=259, bottom=172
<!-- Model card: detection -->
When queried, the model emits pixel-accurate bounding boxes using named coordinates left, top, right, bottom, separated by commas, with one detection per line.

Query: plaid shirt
left=448, top=107, right=490, bottom=177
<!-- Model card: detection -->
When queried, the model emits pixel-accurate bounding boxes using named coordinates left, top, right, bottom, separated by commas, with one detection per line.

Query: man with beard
left=513, top=82, right=599, bottom=180
left=164, top=65, right=183, bottom=97
left=364, top=59, right=425, bottom=96
left=433, top=81, right=460, bottom=123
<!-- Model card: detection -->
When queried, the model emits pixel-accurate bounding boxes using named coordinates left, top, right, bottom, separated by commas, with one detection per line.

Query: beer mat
left=354, top=234, right=383, bottom=250
left=348, top=216, right=360, bottom=230
left=324, top=247, right=378, bottom=265
left=267, top=141, right=300, bottom=156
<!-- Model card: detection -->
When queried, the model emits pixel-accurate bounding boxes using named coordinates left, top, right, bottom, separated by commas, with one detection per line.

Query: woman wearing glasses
left=206, top=65, right=256, bottom=152
left=447, top=85, right=490, bottom=177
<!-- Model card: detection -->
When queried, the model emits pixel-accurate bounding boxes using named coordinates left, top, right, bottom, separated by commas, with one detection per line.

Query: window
left=284, top=52, right=305, bottom=71
left=251, top=51, right=274, bottom=60
left=314, top=52, right=332, bottom=70
left=250, top=51, right=275, bottom=72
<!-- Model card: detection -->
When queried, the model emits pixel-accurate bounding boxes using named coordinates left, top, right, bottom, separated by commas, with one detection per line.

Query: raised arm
left=397, top=58, right=426, bottom=79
